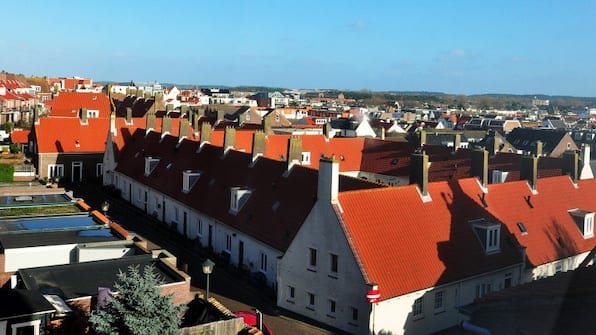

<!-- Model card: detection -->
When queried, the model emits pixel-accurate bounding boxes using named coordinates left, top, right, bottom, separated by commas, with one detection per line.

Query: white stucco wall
left=77, top=246, right=133, bottom=262
left=278, top=200, right=371, bottom=334
left=4, top=244, right=77, bottom=271
left=524, top=251, right=591, bottom=282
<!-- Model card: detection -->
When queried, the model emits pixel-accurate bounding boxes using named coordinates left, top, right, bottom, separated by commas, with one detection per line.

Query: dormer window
left=182, top=170, right=201, bottom=193
left=469, top=219, right=501, bottom=254
left=569, top=209, right=595, bottom=239
left=144, top=157, right=160, bottom=176
left=230, top=187, right=251, bottom=214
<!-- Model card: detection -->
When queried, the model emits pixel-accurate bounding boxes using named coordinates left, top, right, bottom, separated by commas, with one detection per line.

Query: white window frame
left=307, top=292, right=315, bottom=310
left=308, top=247, right=317, bottom=271
left=11, top=320, right=41, bottom=335
left=197, top=219, right=203, bottom=236
left=434, top=291, right=445, bottom=313
left=301, top=151, right=311, bottom=165
left=96, top=163, right=103, bottom=177
left=585, top=213, right=594, bottom=238
left=413, top=297, right=424, bottom=319
left=487, top=227, right=500, bottom=252
left=174, top=206, right=179, bottom=223
left=48, top=163, right=64, bottom=178
left=330, top=253, right=338, bottom=275
left=287, top=286, right=295, bottom=303
left=328, top=299, right=336, bottom=318
left=225, top=234, right=232, bottom=252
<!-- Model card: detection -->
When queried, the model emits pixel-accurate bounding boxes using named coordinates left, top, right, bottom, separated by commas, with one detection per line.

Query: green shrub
left=0, top=164, right=13, bottom=182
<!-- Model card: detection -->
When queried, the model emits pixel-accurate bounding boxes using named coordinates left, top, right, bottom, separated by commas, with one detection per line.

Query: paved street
left=68, top=182, right=344, bottom=335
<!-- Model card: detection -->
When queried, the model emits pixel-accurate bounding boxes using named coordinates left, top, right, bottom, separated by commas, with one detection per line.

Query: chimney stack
left=471, top=149, right=489, bottom=188
left=166, top=103, right=174, bottom=115
left=251, top=131, right=266, bottom=163
left=146, top=112, right=156, bottom=133
left=178, top=118, right=190, bottom=141
left=317, top=157, right=339, bottom=203
left=126, top=107, right=132, bottom=124
left=453, top=133, right=461, bottom=151
left=286, top=136, right=302, bottom=172
left=580, top=144, right=594, bottom=180
left=410, top=151, right=429, bottom=198
left=199, top=122, right=212, bottom=149
left=262, top=115, right=273, bottom=135
left=192, top=111, right=200, bottom=136
left=217, top=110, right=225, bottom=122
left=161, top=116, right=172, bottom=138
left=562, top=150, right=579, bottom=183
left=534, top=140, right=543, bottom=157
left=223, top=127, right=236, bottom=153
left=323, top=122, right=332, bottom=139
left=520, top=154, right=538, bottom=191
left=34, top=106, right=40, bottom=125
left=180, top=105, right=188, bottom=118
left=110, top=112, right=117, bottom=136
left=80, top=107, right=88, bottom=125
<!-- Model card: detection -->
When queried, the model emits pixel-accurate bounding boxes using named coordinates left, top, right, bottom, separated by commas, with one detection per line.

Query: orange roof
left=10, top=130, right=30, bottom=144
left=34, top=117, right=109, bottom=153
left=45, top=92, right=111, bottom=118
left=338, top=175, right=596, bottom=300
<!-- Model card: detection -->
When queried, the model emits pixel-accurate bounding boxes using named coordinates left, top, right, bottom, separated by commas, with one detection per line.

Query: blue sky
left=1, top=1, right=595, bottom=96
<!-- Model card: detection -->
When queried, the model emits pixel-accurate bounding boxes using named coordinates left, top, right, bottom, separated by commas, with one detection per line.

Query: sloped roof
left=45, top=92, right=111, bottom=118
left=0, top=289, right=54, bottom=319
left=506, top=128, right=570, bottom=154
left=115, top=129, right=383, bottom=251
left=338, top=175, right=596, bottom=300
left=10, top=129, right=30, bottom=144
left=33, top=117, right=109, bottom=153
left=338, top=178, right=522, bottom=299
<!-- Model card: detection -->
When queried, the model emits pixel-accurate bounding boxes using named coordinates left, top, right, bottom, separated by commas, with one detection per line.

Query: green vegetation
left=0, top=204, right=83, bottom=216
left=0, top=164, right=13, bottom=182
left=90, top=265, right=184, bottom=335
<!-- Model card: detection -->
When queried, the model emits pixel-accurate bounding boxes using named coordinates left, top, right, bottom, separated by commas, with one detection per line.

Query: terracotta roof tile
left=33, top=117, right=109, bottom=153
left=45, top=92, right=111, bottom=118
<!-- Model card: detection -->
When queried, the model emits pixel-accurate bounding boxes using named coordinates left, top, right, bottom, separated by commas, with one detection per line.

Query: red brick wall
left=161, top=281, right=192, bottom=306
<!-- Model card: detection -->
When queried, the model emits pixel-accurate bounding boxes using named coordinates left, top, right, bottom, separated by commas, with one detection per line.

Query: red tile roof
left=33, top=117, right=109, bottom=153
left=115, top=129, right=383, bottom=251
left=10, top=130, right=30, bottom=144
left=338, top=175, right=596, bottom=300
left=338, top=178, right=523, bottom=300
left=45, top=92, right=111, bottom=118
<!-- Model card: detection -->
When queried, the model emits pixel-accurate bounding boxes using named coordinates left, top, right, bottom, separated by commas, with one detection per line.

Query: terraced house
left=104, top=116, right=596, bottom=334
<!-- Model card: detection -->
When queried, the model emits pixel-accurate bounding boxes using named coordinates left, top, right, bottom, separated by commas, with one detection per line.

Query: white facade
left=111, top=171, right=283, bottom=288
left=4, top=245, right=77, bottom=272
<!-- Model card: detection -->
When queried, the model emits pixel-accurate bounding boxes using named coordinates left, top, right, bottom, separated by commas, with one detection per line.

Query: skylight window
left=182, top=170, right=201, bottom=193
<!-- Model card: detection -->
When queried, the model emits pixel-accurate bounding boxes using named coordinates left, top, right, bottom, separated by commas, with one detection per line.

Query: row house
left=47, top=76, right=93, bottom=91
left=0, top=82, right=37, bottom=124
left=106, top=115, right=596, bottom=334
left=44, top=91, right=111, bottom=118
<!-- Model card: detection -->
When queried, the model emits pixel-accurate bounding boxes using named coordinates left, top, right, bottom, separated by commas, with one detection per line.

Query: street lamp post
left=202, top=258, right=215, bottom=300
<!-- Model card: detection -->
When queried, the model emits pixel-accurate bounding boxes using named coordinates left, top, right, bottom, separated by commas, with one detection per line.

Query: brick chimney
left=453, top=133, right=461, bottom=151
left=562, top=150, right=579, bottom=183
left=216, top=110, right=225, bottom=122
left=534, top=140, right=543, bottom=157
left=223, top=127, right=236, bottom=154
left=410, top=151, right=429, bottom=199
left=192, top=111, right=199, bottom=136
left=125, top=107, right=132, bottom=124
left=323, top=122, right=333, bottom=139
left=251, top=131, right=265, bottom=163
left=318, top=157, right=339, bottom=203
left=161, top=116, right=172, bottom=137
left=33, top=106, right=40, bottom=125
left=580, top=144, right=594, bottom=180
left=262, top=115, right=273, bottom=135
left=286, top=136, right=302, bottom=173
left=180, top=105, right=188, bottom=118
left=110, top=112, right=117, bottom=136
left=520, top=154, right=538, bottom=191
left=146, top=112, right=156, bottom=133
left=166, top=103, right=174, bottom=115
left=178, top=118, right=190, bottom=141
left=198, top=122, right=212, bottom=151
left=79, top=107, right=88, bottom=125
left=471, top=149, right=489, bottom=188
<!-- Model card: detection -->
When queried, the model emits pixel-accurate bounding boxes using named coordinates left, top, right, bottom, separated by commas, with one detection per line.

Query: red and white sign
left=367, top=285, right=381, bottom=303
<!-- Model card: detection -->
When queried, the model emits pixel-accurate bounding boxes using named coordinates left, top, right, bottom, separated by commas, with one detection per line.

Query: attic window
left=469, top=219, right=501, bottom=254
left=301, top=152, right=311, bottom=165
left=517, top=222, right=528, bottom=235
left=75, top=139, right=80, bottom=148
left=144, top=157, right=160, bottom=176
left=182, top=170, right=201, bottom=193
left=166, top=163, right=173, bottom=170
left=569, top=209, right=595, bottom=239
left=230, top=187, right=252, bottom=215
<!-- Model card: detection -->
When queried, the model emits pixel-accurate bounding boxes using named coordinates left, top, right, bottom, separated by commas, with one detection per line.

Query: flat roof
left=0, top=228, right=118, bottom=249
left=19, top=254, right=185, bottom=300
left=0, top=289, right=55, bottom=319
left=0, top=193, right=71, bottom=207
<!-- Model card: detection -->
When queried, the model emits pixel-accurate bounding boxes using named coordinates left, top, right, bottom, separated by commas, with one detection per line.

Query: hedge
left=0, top=164, right=14, bottom=182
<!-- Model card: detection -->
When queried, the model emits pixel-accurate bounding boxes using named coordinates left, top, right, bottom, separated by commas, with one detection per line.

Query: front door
left=238, top=240, right=244, bottom=270
left=71, top=162, right=82, bottom=183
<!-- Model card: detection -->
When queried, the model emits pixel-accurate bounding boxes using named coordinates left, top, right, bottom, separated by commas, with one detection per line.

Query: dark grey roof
left=506, top=128, right=569, bottom=154
left=0, top=228, right=118, bottom=249
left=0, top=289, right=55, bottom=319
left=19, top=254, right=184, bottom=300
